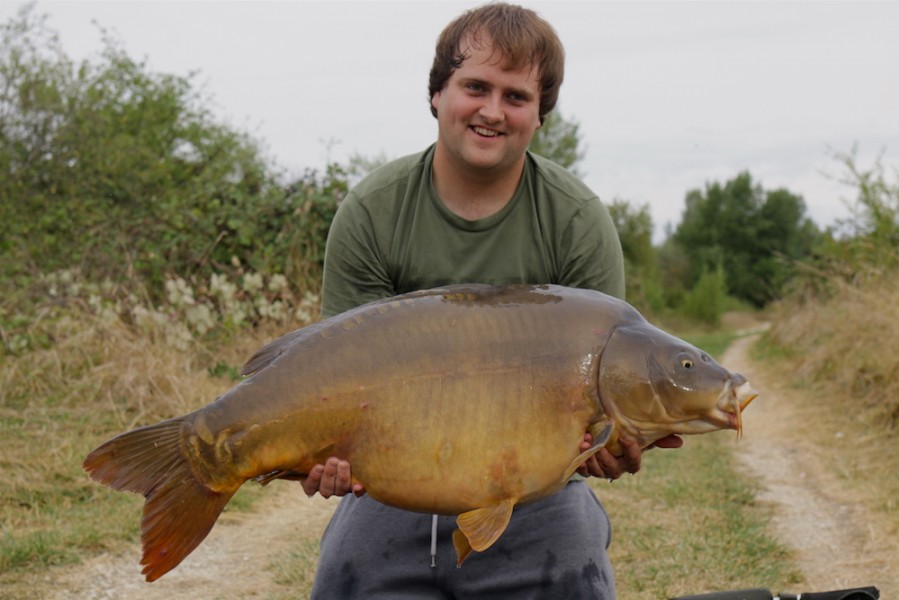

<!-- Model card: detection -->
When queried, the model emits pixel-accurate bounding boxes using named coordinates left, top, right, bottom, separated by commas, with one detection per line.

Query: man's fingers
left=301, top=458, right=356, bottom=499
left=336, top=459, right=351, bottom=488
left=597, top=448, right=625, bottom=479
left=618, top=435, right=642, bottom=474
left=581, top=432, right=593, bottom=450
left=319, top=457, right=342, bottom=498
left=577, top=455, right=597, bottom=477
left=584, top=436, right=642, bottom=480
left=302, top=464, right=325, bottom=497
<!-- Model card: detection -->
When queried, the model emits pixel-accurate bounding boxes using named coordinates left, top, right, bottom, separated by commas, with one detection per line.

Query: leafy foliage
left=815, top=150, right=899, bottom=279
left=608, top=199, right=665, bottom=315
left=528, top=109, right=586, bottom=175
left=0, top=6, right=341, bottom=301
left=681, top=264, right=727, bottom=327
left=764, top=150, right=899, bottom=429
left=673, top=172, right=820, bottom=307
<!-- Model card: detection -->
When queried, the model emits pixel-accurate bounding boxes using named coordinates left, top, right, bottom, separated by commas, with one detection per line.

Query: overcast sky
left=3, top=1, right=897, bottom=241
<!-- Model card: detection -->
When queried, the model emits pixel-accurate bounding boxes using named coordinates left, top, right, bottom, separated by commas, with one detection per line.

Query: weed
left=269, top=540, right=322, bottom=599
left=0, top=269, right=318, bottom=586
left=599, top=433, right=801, bottom=598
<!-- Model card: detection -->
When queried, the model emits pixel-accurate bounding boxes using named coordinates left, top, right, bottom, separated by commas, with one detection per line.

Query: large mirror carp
left=83, top=284, right=756, bottom=581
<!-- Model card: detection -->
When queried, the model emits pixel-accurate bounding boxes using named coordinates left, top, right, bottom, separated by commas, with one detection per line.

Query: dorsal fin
left=240, top=323, right=327, bottom=376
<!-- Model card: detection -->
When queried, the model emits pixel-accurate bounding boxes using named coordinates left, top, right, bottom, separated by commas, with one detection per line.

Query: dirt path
left=29, top=332, right=897, bottom=599
left=722, top=331, right=898, bottom=596
left=41, top=486, right=339, bottom=600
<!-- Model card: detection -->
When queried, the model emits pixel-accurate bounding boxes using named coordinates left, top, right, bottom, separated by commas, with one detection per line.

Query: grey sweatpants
left=310, top=481, right=616, bottom=600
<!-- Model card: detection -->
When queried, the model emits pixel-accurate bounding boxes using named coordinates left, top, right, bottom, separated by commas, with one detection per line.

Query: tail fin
left=83, top=417, right=238, bottom=582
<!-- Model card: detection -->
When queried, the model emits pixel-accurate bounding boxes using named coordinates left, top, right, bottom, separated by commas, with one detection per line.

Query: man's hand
left=576, top=433, right=683, bottom=480
left=301, top=457, right=366, bottom=498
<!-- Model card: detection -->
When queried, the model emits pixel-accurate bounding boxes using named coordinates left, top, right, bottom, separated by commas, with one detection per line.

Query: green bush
left=0, top=6, right=342, bottom=304
left=0, top=266, right=321, bottom=357
left=680, top=264, right=727, bottom=327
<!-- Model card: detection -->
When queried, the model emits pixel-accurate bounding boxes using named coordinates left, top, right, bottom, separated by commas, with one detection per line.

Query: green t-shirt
left=321, top=144, right=624, bottom=318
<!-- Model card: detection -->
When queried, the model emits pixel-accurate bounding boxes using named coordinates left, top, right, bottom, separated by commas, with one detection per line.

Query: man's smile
left=472, top=126, right=501, bottom=137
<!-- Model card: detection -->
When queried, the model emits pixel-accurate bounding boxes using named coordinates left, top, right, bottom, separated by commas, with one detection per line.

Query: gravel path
left=722, top=332, right=897, bottom=596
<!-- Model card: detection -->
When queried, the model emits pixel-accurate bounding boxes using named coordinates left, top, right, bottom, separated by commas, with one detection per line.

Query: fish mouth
left=716, top=379, right=758, bottom=438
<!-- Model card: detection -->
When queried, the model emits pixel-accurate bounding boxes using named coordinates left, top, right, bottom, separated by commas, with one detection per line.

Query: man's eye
left=466, top=82, right=485, bottom=92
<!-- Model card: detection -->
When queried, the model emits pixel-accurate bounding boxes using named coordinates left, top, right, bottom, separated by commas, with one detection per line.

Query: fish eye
left=679, top=354, right=694, bottom=369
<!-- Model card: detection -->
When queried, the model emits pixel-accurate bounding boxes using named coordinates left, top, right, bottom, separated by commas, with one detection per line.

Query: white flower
left=165, top=277, right=196, bottom=307
left=186, top=302, right=216, bottom=335
left=242, top=272, right=264, bottom=294
left=211, top=273, right=238, bottom=304
left=268, top=274, right=288, bottom=292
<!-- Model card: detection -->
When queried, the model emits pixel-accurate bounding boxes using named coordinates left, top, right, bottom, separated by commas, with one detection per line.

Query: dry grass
left=1, top=292, right=793, bottom=597
left=5, top=269, right=896, bottom=595
left=760, top=268, right=899, bottom=523
left=599, top=432, right=800, bottom=598
left=0, top=299, right=302, bottom=581
left=767, top=275, right=899, bottom=426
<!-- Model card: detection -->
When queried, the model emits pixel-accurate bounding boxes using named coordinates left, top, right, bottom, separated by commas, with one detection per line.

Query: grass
left=268, top=539, right=322, bottom=599
left=761, top=273, right=899, bottom=429
left=598, top=432, right=801, bottom=598
left=593, top=317, right=800, bottom=598
left=0, top=302, right=285, bottom=587
left=6, top=270, right=893, bottom=597
left=757, top=270, right=899, bottom=527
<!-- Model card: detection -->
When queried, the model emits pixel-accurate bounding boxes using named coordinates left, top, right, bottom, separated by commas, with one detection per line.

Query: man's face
left=431, top=40, right=542, bottom=178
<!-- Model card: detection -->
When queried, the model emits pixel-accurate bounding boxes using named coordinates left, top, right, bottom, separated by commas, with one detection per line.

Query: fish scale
left=83, top=283, right=756, bottom=581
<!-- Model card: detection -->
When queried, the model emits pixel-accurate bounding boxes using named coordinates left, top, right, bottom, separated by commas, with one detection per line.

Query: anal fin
left=452, top=528, right=474, bottom=566
left=454, top=498, right=516, bottom=565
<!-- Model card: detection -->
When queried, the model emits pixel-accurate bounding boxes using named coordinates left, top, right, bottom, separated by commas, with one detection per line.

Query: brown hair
left=428, top=2, right=565, bottom=124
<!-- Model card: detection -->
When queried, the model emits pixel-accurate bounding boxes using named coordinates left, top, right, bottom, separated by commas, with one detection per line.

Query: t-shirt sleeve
left=320, top=193, right=396, bottom=318
left=558, top=198, right=626, bottom=300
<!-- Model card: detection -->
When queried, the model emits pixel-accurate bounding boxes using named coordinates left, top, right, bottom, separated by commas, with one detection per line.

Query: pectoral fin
left=454, top=498, right=516, bottom=565
left=561, top=422, right=614, bottom=481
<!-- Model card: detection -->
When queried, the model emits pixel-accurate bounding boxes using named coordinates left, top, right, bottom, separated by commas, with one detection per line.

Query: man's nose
left=478, top=93, right=504, bottom=122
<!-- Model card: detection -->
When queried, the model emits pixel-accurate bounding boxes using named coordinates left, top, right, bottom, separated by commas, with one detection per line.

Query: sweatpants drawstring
left=430, top=514, right=438, bottom=567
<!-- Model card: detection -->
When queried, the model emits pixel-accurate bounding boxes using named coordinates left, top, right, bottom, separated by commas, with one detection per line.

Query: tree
left=608, top=200, right=654, bottom=270
left=673, top=172, right=819, bottom=307
left=528, top=110, right=586, bottom=175
left=0, top=6, right=339, bottom=296
left=607, top=199, right=666, bottom=314
left=831, top=150, right=899, bottom=270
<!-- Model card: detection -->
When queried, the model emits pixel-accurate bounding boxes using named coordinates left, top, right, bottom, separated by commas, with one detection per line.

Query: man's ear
left=431, top=91, right=441, bottom=115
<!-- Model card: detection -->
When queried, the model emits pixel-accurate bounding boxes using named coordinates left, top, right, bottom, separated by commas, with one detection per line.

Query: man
left=305, top=4, right=680, bottom=598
